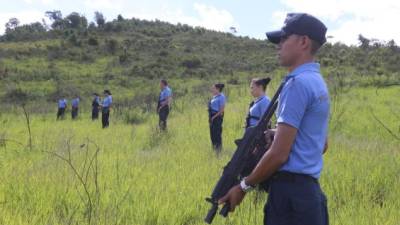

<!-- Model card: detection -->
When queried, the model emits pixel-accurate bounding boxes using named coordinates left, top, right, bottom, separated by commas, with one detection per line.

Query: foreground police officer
left=157, top=79, right=172, bottom=131
left=71, top=96, right=80, bottom=120
left=101, top=90, right=112, bottom=128
left=208, top=83, right=226, bottom=151
left=219, top=13, right=330, bottom=225
left=92, top=93, right=100, bottom=120
left=56, top=97, right=67, bottom=120
left=245, top=78, right=271, bottom=128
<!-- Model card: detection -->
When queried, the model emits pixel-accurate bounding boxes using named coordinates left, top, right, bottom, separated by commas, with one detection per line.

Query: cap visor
left=266, top=30, right=285, bottom=44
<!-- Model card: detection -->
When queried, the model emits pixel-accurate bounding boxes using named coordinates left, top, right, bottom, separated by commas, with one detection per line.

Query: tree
left=358, top=34, right=370, bottom=49
left=66, top=12, right=88, bottom=29
left=5, top=18, right=20, bottom=31
left=117, top=14, right=124, bottom=22
left=45, top=10, right=62, bottom=21
left=94, top=11, right=105, bottom=27
left=45, top=10, right=65, bottom=30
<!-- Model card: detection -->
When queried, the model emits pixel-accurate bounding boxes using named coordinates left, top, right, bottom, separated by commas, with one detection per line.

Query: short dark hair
left=160, top=79, right=168, bottom=86
left=252, top=78, right=271, bottom=91
left=214, top=83, right=225, bottom=92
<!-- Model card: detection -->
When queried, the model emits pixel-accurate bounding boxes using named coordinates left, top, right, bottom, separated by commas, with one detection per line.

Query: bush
left=181, top=57, right=202, bottom=69
left=88, top=37, right=99, bottom=46
left=124, top=109, right=148, bottom=125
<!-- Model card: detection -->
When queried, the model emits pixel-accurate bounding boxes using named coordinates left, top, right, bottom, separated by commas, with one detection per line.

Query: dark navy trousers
left=264, top=172, right=329, bottom=225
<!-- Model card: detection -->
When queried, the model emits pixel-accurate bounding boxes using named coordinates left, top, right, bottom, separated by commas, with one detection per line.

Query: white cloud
left=124, top=3, right=238, bottom=33
left=23, top=0, right=54, bottom=5
left=0, top=10, right=45, bottom=34
left=276, top=0, right=400, bottom=45
left=84, top=0, right=124, bottom=11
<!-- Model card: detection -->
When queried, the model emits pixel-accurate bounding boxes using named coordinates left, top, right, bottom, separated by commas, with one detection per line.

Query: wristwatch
left=240, top=178, right=254, bottom=193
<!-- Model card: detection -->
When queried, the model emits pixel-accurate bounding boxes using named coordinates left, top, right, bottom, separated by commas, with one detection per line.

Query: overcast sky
left=0, top=0, right=398, bottom=45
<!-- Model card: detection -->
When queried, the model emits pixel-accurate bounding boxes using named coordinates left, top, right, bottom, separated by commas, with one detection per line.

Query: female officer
left=71, top=96, right=80, bottom=120
left=56, top=97, right=67, bottom=120
left=101, top=90, right=112, bottom=128
left=158, top=79, right=172, bottom=131
left=92, top=93, right=100, bottom=120
left=208, top=83, right=226, bottom=151
left=245, top=78, right=271, bottom=128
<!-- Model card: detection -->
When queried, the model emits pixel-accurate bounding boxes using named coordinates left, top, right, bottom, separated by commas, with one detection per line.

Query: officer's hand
left=218, top=185, right=246, bottom=212
left=264, top=129, right=276, bottom=149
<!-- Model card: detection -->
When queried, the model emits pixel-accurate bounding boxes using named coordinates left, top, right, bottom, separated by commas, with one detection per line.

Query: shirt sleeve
left=277, top=80, right=309, bottom=129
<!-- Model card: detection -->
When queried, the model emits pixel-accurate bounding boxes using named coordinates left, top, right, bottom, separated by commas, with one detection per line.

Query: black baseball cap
left=266, top=13, right=327, bottom=45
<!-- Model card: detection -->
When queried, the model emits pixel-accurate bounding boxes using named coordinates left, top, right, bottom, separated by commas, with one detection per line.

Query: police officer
left=157, top=79, right=172, bottom=131
left=219, top=13, right=330, bottom=225
left=245, top=78, right=271, bottom=128
left=208, top=83, right=226, bottom=151
left=101, top=90, right=112, bottom=128
left=56, top=97, right=67, bottom=120
left=71, top=96, right=80, bottom=120
left=92, top=93, right=100, bottom=120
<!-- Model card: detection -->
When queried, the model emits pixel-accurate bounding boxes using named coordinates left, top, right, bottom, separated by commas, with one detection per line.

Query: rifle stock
left=204, top=79, right=287, bottom=224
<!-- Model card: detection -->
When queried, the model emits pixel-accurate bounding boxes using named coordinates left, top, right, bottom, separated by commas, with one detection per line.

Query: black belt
left=272, top=171, right=318, bottom=184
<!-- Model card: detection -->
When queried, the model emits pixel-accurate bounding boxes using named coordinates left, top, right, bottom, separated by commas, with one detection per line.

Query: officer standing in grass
left=245, top=78, right=271, bottom=129
left=92, top=93, right=100, bottom=120
left=219, top=13, right=330, bottom=225
left=157, top=79, right=172, bottom=131
left=71, top=96, right=80, bottom=120
left=101, top=90, right=112, bottom=128
left=56, top=97, right=67, bottom=120
left=208, top=83, right=226, bottom=151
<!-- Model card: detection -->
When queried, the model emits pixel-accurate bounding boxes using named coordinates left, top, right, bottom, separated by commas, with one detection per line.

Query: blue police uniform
left=208, top=93, right=226, bottom=150
left=102, top=95, right=112, bottom=128
left=265, top=62, right=330, bottom=225
left=246, top=95, right=271, bottom=128
left=158, top=86, right=172, bottom=130
left=56, top=99, right=67, bottom=120
left=92, top=96, right=101, bottom=120
left=58, top=99, right=67, bottom=109
left=71, top=98, right=80, bottom=119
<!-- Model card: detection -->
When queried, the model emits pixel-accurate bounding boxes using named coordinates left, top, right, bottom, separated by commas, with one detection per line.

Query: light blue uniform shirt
left=102, top=95, right=112, bottom=107
left=72, top=98, right=80, bottom=108
left=58, top=99, right=67, bottom=108
left=209, top=93, right=226, bottom=112
left=159, top=86, right=172, bottom=102
left=277, top=63, right=330, bottom=179
left=248, top=95, right=271, bottom=126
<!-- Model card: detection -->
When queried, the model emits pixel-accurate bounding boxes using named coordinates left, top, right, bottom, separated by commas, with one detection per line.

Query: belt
left=272, top=171, right=318, bottom=184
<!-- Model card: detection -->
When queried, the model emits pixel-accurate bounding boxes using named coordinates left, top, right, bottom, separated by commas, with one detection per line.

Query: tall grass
left=0, top=85, right=399, bottom=225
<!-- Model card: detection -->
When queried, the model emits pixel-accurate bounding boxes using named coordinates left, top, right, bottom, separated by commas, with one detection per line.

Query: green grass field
left=0, top=84, right=399, bottom=225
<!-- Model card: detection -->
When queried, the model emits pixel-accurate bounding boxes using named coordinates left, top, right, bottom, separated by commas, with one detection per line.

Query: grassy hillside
left=0, top=15, right=399, bottom=111
left=0, top=83, right=399, bottom=225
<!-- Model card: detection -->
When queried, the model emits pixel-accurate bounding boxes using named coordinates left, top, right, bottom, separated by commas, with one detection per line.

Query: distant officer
left=56, top=97, right=67, bottom=120
left=245, top=78, right=271, bottom=128
left=101, top=90, right=112, bottom=128
left=157, top=79, right=172, bottom=131
left=92, top=93, right=100, bottom=120
left=71, top=96, right=80, bottom=120
left=219, top=13, right=330, bottom=225
left=208, top=83, right=226, bottom=151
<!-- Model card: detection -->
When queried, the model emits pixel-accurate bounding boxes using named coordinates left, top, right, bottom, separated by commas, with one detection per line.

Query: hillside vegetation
left=0, top=11, right=399, bottom=110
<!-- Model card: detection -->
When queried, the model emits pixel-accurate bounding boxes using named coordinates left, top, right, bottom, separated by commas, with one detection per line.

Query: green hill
left=0, top=12, right=399, bottom=109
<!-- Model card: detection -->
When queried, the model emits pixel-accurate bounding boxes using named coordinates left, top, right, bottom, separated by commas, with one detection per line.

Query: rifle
left=204, top=79, right=287, bottom=224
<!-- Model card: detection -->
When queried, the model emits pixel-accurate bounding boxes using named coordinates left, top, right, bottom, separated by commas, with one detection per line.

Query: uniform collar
left=286, top=62, right=320, bottom=79
left=213, top=93, right=222, bottom=98
left=254, top=95, right=266, bottom=103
